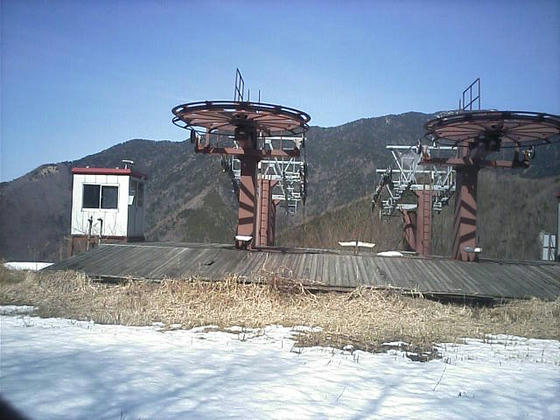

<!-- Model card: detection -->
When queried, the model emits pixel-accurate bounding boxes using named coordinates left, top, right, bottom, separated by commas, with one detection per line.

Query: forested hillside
left=279, top=171, right=560, bottom=261
left=1, top=111, right=558, bottom=261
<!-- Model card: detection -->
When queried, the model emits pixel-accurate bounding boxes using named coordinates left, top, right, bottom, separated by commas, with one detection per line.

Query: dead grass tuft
left=0, top=263, right=27, bottom=284
left=1, top=269, right=558, bottom=354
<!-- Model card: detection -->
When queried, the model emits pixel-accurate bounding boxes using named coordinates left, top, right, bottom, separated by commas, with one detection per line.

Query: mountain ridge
left=1, top=111, right=558, bottom=261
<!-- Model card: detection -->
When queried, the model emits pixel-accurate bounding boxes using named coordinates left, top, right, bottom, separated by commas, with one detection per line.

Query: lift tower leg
left=416, top=188, right=433, bottom=257
left=236, top=156, right=258, bottom=249
left=256, top=179, right=277, bottom=247
left=401, top=210, right=417, bottom=252
left=452, top=161, right=479, bottom=262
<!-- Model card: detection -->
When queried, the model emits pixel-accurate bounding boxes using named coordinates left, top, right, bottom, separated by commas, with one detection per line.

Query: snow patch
left=377, top=251, right=404, bottom=257
left=4, top=262, right=53, bottom=271
left=0, top=305, right=35, bottom=315
left=382, top=341, right=410, bottom=347
left=0, top=309, right=558, bottom=419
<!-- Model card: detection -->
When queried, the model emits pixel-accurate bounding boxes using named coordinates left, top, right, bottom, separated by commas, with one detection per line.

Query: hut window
left=129, top=180, right=138, bottom=205
left=128, top=180, right=143, bottom=207
left=101, top=186, right=118, bottom=209
left=83, top=185, right=100, bottom=208
left=82, top=184, right=118, bottom=209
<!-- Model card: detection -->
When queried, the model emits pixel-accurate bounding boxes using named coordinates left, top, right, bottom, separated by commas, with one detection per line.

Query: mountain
left=0, top=163, right=73, bottom=261
left=305, top=112, right=431, bottom=214
left=1, top=112, right=559, bottom=261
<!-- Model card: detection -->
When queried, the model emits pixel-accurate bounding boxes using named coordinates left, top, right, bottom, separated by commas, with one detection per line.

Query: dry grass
left=1, top=266, right=559, bottom=355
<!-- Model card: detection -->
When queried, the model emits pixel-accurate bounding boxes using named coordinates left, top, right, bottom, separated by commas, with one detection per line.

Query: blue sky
left=2, top=0, right=559, bottom=181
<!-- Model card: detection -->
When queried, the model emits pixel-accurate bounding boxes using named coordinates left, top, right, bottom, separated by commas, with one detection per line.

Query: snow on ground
left=3, top=262, right=53, bottom=271
left=1, top=309, right=559, bottom=419
left=376, top=251, right=404, bottom=257
left=0, top=305, right=35, bottom=315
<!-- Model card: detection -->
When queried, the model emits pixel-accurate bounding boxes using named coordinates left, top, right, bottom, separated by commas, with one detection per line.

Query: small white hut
left=69, top=163, right=147, bottom=255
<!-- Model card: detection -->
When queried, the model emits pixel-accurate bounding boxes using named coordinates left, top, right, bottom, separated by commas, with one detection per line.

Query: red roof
left=72, top=167, right=147, bottom=180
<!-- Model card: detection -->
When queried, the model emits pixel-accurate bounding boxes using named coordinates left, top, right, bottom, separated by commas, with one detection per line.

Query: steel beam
left=255, top=179, right=277, bottom=247
left=416, top=188, right=432, bottom=257
left=425, top=156, right=527, bottom=169
left=196, top=144, right=300, bottom=159
left=399, top=190, right=432, bottom=257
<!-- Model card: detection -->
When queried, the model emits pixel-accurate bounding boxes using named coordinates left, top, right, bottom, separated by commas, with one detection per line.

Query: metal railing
left=226, top=134, right=307, bottom=215
left=373, top=145, right=456, bottom=216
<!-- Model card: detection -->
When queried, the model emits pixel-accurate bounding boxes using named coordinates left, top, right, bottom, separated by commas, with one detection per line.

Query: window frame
left=128, top=179, right=144, bottom=208
left=81, top=184, right=119, bottom=210
left=100, top=185, right=119, bottom=209
left=82, top=184, right=101, bottom=209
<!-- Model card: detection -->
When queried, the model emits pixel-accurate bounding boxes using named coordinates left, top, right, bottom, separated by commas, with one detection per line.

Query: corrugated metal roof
left=47, top=243, right=560, bottom=300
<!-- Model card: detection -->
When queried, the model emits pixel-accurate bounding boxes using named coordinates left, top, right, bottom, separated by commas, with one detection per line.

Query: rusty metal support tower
left=373, top=145, right=456, bottom=257
left=398, top=189, right=433, bottom=256
left=172, top=72, right=310, bottom=250
left=425, top=107, right=560, bottom=261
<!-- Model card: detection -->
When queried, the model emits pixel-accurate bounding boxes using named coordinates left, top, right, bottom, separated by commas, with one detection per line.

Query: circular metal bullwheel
left=172, top=101, right=311, bottom=136
left=425, top=110, right=560, bottom=148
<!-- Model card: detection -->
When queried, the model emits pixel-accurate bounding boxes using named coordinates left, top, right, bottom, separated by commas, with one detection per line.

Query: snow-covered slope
left=1, top=309, right=558, bottom=419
